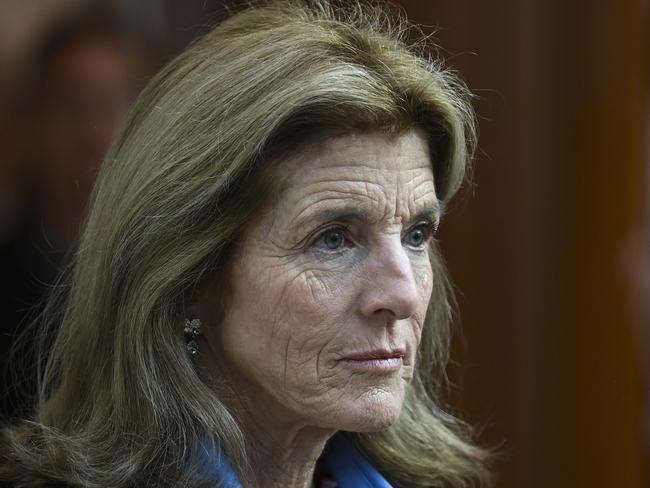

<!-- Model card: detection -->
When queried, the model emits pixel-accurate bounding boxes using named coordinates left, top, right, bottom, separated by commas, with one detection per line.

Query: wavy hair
left=1, top=1, right=491, bottom=486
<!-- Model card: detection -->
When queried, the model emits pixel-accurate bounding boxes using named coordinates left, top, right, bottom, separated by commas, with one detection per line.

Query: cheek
left=268, top=267, right=355, bottom=366
left=222, top=260, right=353, bottom=384
left=415, top=257, right=434, bottom=321
left=277, top=269, right=334, bottom=321
left=406, top=260, right=434, bottom=360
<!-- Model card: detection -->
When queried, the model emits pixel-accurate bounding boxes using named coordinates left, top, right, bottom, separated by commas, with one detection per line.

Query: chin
left=336, top=387, right=405, bottom=432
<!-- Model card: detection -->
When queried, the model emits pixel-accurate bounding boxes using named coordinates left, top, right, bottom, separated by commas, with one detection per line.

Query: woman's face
left=205, top=129, right=439, bottom=433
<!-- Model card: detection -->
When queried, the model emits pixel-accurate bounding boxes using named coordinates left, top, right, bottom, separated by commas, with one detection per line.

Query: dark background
left=0, top=1, right=648, bottom=487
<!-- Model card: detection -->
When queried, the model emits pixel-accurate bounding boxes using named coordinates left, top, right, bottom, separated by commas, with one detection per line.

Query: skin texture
left=199, top=128, right=439, bottom=488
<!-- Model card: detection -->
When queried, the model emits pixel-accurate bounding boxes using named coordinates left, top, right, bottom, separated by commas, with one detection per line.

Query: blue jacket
left=212, top=432, right=393, bottom=487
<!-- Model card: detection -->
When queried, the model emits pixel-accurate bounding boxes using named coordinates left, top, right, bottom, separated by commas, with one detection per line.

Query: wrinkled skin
left=199, top=128, right=439, bottom=487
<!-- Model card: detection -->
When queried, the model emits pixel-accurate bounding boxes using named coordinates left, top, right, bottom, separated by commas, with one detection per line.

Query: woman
left=1, top=1, right=491, bottom=486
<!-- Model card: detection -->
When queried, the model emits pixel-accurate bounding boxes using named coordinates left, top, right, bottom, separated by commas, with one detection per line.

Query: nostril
left=372, top=307, right=398, bottom=321
left=359, top=268, right=420, bottom=321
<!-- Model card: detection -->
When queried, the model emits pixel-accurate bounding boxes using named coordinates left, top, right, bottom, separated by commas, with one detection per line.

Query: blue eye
left=315, top=227, right=347, bottom=251
left=405, top=224, right=436, bottom=248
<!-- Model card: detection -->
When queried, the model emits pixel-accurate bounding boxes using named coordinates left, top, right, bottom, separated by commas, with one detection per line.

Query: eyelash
left=308, top=221, right=440, bottom=252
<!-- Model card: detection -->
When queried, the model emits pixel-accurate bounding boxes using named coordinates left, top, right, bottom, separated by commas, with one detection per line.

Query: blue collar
left=212, top=433, right=393, bottom=487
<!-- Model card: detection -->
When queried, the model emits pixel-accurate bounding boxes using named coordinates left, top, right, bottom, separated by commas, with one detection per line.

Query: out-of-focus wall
left=395, top=1, right=649, bottom=487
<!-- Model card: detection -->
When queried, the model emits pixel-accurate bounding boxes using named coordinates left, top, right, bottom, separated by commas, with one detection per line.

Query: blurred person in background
left=0, top=6, right=149, bottom=420
left=31, top=12, right=138, bottom=250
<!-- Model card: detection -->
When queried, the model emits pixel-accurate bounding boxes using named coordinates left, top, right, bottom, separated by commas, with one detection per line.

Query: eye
left=313, top=227, right=348, bottom=251
left=404, top=223, right=438, bottom=248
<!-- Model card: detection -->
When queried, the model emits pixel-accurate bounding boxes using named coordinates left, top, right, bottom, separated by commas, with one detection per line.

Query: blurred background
left=0, top=1, right=647, bottom=487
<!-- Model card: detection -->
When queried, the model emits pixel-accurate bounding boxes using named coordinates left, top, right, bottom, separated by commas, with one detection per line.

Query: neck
left=201, top=353, right=335, bottom=488
left=244, top=423, right=330, bottom=488
left=226, top=387, right=335, bottom=488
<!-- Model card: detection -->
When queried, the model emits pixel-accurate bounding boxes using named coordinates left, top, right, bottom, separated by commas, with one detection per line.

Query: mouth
left=340, top=348, right=406, bottom=373
left=343, top=348, right=406, bottom=361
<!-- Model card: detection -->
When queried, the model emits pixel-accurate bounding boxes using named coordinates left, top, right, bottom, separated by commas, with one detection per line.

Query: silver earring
left=184, top=318, right=202, bottom=363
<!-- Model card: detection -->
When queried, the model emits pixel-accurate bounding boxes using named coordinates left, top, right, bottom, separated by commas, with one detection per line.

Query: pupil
left=326, top=231, right=343, bottom=249
left=411, top=229, right=424, bottom=245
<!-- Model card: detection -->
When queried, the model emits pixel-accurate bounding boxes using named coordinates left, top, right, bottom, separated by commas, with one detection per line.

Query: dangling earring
left=184, top=318, right=202, bottom=364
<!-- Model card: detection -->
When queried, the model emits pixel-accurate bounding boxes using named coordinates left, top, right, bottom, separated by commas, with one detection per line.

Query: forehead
left=282, top=129, right=432, bottom=173
left=271, top=129, right=438, bottom=217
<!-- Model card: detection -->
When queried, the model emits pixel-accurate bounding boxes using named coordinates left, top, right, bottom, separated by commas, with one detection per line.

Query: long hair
left=1, top=1, right=491, bottom=486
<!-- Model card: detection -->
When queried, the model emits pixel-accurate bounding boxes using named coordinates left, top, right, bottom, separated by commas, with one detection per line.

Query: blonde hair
left=2, top=1, right=491, bottom=486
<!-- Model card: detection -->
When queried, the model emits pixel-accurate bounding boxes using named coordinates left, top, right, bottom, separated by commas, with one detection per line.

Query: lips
left=343, top=348, right=406, bottom=361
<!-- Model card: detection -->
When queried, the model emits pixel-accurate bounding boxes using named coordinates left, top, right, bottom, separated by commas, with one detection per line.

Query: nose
left=359, top=237, right=421, bottom=321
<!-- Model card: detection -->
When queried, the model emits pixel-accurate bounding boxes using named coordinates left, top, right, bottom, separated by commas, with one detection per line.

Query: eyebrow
left=293, top=201, right=443, bottom=230
left=413, top=204, right=443, bottom=223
